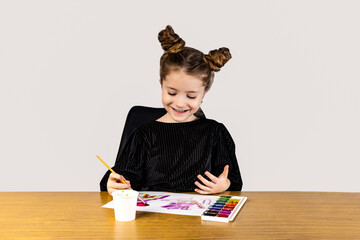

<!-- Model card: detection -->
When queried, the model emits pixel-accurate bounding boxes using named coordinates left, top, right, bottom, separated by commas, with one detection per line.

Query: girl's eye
left=187, top=96, right=196, bottom=99
left=168, top=92, right=176, bottom=96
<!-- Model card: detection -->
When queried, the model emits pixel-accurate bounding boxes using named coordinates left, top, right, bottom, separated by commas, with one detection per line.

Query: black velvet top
left=100, top=118, right=242, bottom=192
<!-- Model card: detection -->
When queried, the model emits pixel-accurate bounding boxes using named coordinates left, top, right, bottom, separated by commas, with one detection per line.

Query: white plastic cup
left=112, top=190, right=139, bottom=221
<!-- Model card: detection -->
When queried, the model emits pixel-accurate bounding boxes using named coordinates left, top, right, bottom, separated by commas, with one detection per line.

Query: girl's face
left=161, top=70, right=206, bottom=123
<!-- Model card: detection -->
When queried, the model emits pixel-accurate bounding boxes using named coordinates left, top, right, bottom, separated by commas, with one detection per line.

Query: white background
left=1, top=0, right=359, bottom=191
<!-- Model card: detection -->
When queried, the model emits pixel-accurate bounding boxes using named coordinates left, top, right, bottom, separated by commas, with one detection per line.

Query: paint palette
left=201, top=195, right=247, bottom=222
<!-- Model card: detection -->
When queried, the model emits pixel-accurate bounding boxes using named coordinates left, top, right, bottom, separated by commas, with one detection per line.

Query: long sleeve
left=99, top=128, right=149, bottom=191
left=211, top=123, right=243, bottom=191
left=100, top=118, right=242, bottom=192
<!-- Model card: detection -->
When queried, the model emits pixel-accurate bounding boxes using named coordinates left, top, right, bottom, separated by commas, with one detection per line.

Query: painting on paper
left=102, top=191, right=219, bottom=216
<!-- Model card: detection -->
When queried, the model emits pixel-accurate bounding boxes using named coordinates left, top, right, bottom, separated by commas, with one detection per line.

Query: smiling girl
left=100, top=25, right=242, bottom=195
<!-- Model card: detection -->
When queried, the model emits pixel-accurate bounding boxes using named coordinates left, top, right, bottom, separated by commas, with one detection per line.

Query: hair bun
left=158, top=25, right=185, bottom=54
left=203, top=47, right=232, bottom=72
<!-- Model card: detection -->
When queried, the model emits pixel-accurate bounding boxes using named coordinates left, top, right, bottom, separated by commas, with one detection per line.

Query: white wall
left=0, top=0, right=359, bottom=191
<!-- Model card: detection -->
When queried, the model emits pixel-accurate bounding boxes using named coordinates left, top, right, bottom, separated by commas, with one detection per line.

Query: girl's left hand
left=194, top=165, right=231, bottom=194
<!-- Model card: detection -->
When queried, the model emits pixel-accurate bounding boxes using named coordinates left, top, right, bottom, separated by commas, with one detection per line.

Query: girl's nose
left=175, top=102, right=186, bottom=108
left=174, top=98, right=186, bottom=108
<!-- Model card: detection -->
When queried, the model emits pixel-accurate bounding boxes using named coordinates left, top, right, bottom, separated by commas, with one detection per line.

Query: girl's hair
left=158, top=25, right=232, bottom=92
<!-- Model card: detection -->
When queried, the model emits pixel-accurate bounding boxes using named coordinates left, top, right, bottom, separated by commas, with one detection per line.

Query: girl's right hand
left=107, top=173, right=131, bottom=195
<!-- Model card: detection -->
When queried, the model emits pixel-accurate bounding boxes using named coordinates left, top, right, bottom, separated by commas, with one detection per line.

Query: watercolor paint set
left=201, top=195, right=247, bottom=222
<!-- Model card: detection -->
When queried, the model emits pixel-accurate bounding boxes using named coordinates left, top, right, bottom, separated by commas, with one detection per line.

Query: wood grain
left=0, top=191, right=359, bottom=239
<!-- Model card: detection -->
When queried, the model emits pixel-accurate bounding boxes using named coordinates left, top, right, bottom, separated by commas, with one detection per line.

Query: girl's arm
left=100, top=128, right=148, bottom=193
left=195, top=123, right=242, bottom=194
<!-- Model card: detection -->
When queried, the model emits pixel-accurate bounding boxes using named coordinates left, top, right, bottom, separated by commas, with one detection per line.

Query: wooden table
left=0, top=192, right=359, bottom=239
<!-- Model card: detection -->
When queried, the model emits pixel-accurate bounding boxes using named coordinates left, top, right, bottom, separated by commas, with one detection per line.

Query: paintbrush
left=96, top=155, right=148, bottom=206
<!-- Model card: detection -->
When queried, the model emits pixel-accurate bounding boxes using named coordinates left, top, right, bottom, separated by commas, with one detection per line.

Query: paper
left=102, top=191, right=219, bottom=216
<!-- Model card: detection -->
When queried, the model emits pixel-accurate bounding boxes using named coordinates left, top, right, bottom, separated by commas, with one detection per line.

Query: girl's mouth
left=171, top=107, right=189, bottom=113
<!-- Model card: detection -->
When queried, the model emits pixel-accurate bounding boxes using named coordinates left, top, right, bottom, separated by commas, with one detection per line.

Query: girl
left=100, top=25, right=242, bottom=195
